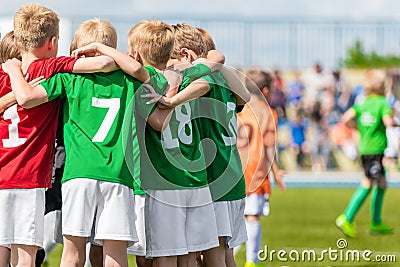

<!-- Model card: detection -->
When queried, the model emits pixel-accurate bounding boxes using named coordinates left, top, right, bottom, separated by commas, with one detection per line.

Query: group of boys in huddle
left=0, top=2, right=287, bottom=267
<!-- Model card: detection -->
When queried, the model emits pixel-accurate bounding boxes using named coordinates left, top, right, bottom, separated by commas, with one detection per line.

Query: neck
left=21, top=53, right=40, bottom=73
left=20, top=48, right=51, bottom=73
left=142, top=59, right=166, bottom=72
left=168, top=59, right=192, bottom=71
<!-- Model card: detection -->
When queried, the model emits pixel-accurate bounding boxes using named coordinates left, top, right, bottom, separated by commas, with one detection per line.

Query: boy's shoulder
left=0, top=70, right=11, bottom=95
left=27, top=56, right=78, bottom=79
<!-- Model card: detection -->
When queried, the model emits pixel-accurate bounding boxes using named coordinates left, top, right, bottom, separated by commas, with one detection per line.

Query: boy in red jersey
left=0, top=3, right=122, bottom=266
left=0, top=29, right=48, bottom=267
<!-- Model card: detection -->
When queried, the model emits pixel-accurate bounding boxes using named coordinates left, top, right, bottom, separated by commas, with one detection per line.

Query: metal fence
left=4, top=15, right=400, bottom=70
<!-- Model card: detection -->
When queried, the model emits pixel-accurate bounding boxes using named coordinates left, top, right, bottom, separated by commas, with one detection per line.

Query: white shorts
left=226, top=199, right=247, bottom=248
left=62, top=179, right=138, bottom=246
left=0, top=188, right=45, bottom=248
left=145, top=188, right=219, bottom=257
left=244, top=194, right=270, bottom=216
left=214, top=201, right=232, bottom=238
left=44, top=210, right=63, bottom=245
left=127, top=194, right=146, bottom=256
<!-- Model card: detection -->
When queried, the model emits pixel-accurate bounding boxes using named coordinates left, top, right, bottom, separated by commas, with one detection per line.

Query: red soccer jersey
left=0, top=56, right=77, bottom=189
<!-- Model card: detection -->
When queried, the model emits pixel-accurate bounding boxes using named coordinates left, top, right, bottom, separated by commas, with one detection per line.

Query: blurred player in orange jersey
left=237, top=69, right=286, bottom=267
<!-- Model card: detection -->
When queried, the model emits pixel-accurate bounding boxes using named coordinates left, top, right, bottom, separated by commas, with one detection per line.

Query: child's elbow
left=101, top=58, right=117, bottom=72
left=15, top=94, right=32, bottom=108
left=16, top=94, right=46, bottom=109
left=207, top=50, right=225, bottom=64
left=215, top=53, right=225, bottom=64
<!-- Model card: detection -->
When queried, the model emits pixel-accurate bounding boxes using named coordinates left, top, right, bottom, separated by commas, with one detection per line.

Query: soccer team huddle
left=0, top=3, right=286, bottom=267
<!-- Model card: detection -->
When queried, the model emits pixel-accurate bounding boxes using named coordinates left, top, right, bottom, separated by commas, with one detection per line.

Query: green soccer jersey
left=196, top=71, right=246, bottom=201
left=124, top=103, right=146, bottom=195
left=135, top=65, right=212, bottom=190
left=41, top=70, right=142, bottom=188
left=352, top=95, right=392, bottom=155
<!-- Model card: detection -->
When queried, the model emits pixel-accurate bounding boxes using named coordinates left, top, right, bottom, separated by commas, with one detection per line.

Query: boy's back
left=136, top=66, right=209, bottom=190
left=196, top=71, right=245, bottom=201
left=40, top=70, right=141, bottom=187
left=237, top=97, right=277, bottom=194
left=0, top=56, right=77, bottom=189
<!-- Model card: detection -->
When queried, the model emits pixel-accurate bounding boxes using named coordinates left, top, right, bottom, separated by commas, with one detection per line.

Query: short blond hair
left=128, top=20, right=174, bottom=66
left=171, top=24, right=207, bottom=59
left=364, top=69, right=386, bottom=96
left=14, top=3, right=59, bottom=52
left=197, top=27, right=216, bottom=52
left=0, top=31, right=21, bottom=63
left=69, top=18, right=118, bottom=52
left=70, top=18, right=117, bottom=53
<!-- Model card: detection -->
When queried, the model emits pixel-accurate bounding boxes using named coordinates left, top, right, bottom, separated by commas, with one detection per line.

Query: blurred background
left=2, top=0, right=400, bottom=69
left=0, top=0, right=400, bottom=175
left=2, top=1, right=400, bottom=266
left=3, top=0, right=400, bottom=180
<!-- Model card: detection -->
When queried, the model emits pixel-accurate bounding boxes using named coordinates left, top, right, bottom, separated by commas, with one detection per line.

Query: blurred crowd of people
left=266, top=63, right=400, bottom=172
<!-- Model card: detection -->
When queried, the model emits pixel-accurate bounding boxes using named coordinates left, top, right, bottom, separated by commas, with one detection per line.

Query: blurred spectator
left=290, top=110, right=308, bottom=168
left=333, top=70, right=355, bottom=114
left=309, top=101, right=331, bottom=172
left=286, top=71, right=304, bottom=107
left=331, top=122, right=358, bottom=161
left=301, top=62, right=334, bottom=112
left=269, top=69, right=287, bottom=119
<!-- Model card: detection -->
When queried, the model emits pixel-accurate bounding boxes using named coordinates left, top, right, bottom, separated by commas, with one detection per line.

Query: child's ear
left=180, top=48, right=191, bottom=62
left=49, top=36, right=58, bottom=50
left=133, top=50, right=143, bottom=64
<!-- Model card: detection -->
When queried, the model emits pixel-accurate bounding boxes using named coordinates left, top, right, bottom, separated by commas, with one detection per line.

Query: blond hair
left=171, top=24, right=207, bottom=59
left=0, top=31, right=21, bottom=63
left=14, top=3, right=59, bottom=52
left=70, top=18, right=117, bottom=53
left=128, top=20, right=174, bottom=66
left=364, top=69, right=386, bottom=96
left=197, top=27, right=216, bottom=52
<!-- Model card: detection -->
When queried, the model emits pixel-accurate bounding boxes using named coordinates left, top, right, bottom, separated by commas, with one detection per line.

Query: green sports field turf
left=45, top=188, right=400, bottom=267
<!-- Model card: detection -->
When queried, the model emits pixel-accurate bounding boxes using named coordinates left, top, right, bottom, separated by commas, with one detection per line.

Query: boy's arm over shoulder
left=143, top=78, right=211, bottom=110
left=136, top=75, right=175, bottom=132
left=166, top=78, right=210, bottom=107
left=2, top=59, right=48, bottom=108
left=192, top=50, right=225, bottom=72
left=72, top=42, right=149, bottom=82
left=0, top=74, right=46, bottom=113
left=219, top=66, right=250, bottom=106
left=175, top=50, right=224, bottom=79
left=72, top=55, right=118, bottom=73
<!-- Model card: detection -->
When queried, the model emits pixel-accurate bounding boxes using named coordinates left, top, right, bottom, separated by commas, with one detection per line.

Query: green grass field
left=45, top=188, right=400, bottom=267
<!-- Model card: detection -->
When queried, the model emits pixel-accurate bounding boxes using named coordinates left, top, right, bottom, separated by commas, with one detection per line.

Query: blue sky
left=1, top=0, right=400, bottom=19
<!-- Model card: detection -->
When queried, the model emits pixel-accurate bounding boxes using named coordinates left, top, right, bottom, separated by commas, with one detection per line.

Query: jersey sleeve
left=40, top=56, right=78, bottom=77
left=40, top=73, right=72, bottom=101
left=135, top=69, right=168, bottom=119
left=381, top=99, right=392, bottom=117
left=180, top=64, right=212, bottom=89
